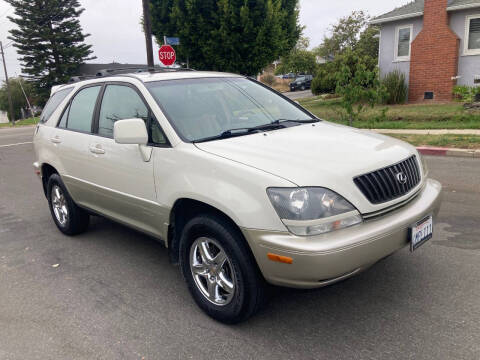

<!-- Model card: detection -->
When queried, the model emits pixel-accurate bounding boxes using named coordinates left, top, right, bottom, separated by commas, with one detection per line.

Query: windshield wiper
left=194, top=124, right=283, bottom=143
left=272, top=118, right=320, bottom=124
left=193, top=118, right=320, bottom=143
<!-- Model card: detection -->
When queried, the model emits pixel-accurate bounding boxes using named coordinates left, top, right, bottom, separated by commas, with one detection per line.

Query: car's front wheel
left=47, top=174, right=90, bottom=236
left=179, top=214, right=266, bottom=324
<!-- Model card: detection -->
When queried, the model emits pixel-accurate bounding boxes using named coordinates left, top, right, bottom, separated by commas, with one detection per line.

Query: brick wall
left=409, top=0, right=460, bottom=102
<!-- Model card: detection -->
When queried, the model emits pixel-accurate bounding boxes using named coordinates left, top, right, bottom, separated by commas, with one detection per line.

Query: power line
left=3, top=40, right=14, bottom=49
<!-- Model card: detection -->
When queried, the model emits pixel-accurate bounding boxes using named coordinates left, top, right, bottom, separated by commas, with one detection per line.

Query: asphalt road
left=1, top=126, right=479, bottom=360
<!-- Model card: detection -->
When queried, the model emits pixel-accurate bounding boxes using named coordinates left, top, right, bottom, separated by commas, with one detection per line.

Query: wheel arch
left=41, top=163, right=59, bottom=197
left=167, top=198, right=250, bottom=265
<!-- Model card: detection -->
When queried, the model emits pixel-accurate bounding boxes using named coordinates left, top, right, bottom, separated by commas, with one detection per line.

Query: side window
left=58, top=105, right=69, bottom=128
left=67, top=86, right=101, bottom=133
left=150, top=118, right=168, bottom=145
left=98, top=85, right=148, bottom=138
left=395, top=25, right=412, bottom=61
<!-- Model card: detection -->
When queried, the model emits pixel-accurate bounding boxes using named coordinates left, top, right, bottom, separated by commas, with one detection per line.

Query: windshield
left=295, top=77, right=305, bottom=82
left=146, top=77, right=314, bottom=142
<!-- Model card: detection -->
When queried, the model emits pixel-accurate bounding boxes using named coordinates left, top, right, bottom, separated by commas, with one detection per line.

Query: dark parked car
left=290, top=75, right=313, bottom=91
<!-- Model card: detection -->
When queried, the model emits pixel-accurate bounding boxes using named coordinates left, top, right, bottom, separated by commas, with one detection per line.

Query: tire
left=47, top=174, right=90, bottom=236
left=179, top=214, right=266, bottom=324
left=300, top=85, right=306, bottom=91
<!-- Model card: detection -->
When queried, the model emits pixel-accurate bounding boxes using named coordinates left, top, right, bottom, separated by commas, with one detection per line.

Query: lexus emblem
left=396, top=172, right=408, bottom=184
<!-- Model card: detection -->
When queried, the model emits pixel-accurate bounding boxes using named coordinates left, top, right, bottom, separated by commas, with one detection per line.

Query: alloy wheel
left=189, top=237, right=236, bottom=306
left=51, top=185, right=68, bottom=226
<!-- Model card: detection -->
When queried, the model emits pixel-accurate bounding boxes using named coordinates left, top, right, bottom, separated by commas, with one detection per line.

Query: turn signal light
left=267, top=253, right=293, bottom=264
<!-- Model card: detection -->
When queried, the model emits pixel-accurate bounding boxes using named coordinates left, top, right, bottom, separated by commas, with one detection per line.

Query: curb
left=0, top=125, right=36, bottom=130
left=417, top=146, right=480, bottom=158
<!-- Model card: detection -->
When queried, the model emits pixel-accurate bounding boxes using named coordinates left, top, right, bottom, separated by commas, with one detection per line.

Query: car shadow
left=79, top=214, right=445, bottom=357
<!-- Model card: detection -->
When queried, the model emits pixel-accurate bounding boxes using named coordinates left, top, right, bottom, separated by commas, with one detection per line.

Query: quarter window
left=39, top=87, right=73, bottom=123
left=66, top=86, right=101, bottom=133
left=98, top=85, right=148, bottom=138
left=395, top=25, right=412, bottom=61
left=465, top=15, right=480, bottom=55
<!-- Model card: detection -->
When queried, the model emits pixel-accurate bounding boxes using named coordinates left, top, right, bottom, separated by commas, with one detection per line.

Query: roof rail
left=67, top=66, right=195, bottom=84
left=68, top=75, right=99, bottom=83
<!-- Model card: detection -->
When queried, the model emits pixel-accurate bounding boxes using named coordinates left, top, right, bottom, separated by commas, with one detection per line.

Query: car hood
left=194, top=121, right=420, bottom=213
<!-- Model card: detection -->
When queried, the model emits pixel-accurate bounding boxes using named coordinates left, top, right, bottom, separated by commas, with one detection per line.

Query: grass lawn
left=386, top=134, right=480, bottom=149
left=298, top=97, right=480, bottom=129
left=0, top=117, right=39, bottom=128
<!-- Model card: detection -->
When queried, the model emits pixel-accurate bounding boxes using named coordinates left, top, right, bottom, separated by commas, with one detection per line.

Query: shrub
left=334, top=49, right=387, bottom=126
left=381, top=71, right=408, bottom=104
left=261, top=74, right=277, bottom=86
left=312, top=61, right=343, bottom=95
left=312, top=63, right=337, bottom=95
left=453, top=85, right=480, bottom=103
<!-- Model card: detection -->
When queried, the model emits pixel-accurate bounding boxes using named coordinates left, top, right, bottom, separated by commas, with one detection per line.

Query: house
left=0, top=111, right=8, bottom=124
left=372, top=0, right=480, bottom=102
left=316, top=54, right=335, bottom=64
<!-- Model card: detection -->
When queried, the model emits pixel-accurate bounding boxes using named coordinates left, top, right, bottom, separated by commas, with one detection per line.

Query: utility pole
left=0, top=41, right=15, bottom=126
left=142, top=0, right=154, bottom=69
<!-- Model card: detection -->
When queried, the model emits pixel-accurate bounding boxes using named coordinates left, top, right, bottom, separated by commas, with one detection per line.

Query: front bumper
left=242, top=178, right=442, bottom=288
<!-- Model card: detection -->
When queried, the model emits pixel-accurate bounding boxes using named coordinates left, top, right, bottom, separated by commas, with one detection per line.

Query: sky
left=0, top=0, right=408, bottom=81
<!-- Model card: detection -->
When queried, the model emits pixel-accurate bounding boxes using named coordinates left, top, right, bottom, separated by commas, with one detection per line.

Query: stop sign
left=159, top=45, right=176, bottom=66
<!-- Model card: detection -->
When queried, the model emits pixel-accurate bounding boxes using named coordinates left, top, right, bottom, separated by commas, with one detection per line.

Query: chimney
left=408, top=0, right=460, bottom=102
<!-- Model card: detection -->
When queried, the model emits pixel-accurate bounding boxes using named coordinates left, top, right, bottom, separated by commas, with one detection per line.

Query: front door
left=83, top=83, right=168, bottom=237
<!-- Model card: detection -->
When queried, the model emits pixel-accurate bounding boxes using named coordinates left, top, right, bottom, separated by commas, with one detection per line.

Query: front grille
left=353, top=155, right=421, bottom=204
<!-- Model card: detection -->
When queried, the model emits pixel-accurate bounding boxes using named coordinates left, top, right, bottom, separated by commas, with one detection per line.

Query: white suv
left=33, top=70, right=442, bottom=323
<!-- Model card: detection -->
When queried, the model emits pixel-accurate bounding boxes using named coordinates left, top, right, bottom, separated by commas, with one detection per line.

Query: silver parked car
left=33, top=70, right=442, bottom=323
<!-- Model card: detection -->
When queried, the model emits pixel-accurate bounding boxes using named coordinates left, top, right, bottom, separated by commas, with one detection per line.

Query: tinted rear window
left=40, top=87, right=73, bottom=123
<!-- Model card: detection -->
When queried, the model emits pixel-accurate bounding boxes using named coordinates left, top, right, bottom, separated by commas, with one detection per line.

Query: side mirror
left=114, top=118, right=148, bottom=145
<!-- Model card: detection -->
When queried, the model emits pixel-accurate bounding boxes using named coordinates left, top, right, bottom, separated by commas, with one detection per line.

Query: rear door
left=51, top=85, right=103, bottom=203
left=81, top=82, right=170, bottom=237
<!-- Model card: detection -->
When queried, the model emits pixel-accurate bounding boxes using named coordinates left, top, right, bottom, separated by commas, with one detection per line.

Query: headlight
left=267, top=187, right=363, bottom=236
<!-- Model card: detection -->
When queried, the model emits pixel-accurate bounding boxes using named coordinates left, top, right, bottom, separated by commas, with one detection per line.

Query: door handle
left=50, top=136, right=62, bottom=144
left=89, top=145, right=105, bottom=155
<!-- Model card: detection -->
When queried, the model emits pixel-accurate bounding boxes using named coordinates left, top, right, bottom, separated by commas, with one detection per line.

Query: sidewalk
left=371, top=129, right=480, bottom=135
left=370, top=128, right=480, bottom=158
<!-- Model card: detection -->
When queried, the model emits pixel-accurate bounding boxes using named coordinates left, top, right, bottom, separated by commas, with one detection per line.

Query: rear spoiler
left=50, top=85, right=63, bottom=95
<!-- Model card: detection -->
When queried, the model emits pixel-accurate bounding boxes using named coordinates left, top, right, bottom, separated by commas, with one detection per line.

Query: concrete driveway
left=283, top=89, right=313, bottom=100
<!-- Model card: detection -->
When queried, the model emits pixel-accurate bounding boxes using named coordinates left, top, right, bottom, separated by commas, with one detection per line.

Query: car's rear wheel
left=179, top=214, right=266, bottom=324
left=47, top=174, right=89, bottom=235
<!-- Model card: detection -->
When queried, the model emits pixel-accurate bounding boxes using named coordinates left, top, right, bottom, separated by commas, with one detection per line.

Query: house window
left=465, top=15, right=480, bottom=55
left=395, top=25, right=413, bottom=61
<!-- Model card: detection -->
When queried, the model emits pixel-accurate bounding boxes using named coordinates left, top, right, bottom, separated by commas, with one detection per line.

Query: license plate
left=409, top=215, right=433, bottom=251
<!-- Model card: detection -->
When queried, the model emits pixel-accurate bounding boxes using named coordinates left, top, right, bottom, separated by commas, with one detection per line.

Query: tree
left=150, top=0, right=302, bottom=75
left=355, top=25, right=380, bottom=59
left=0, top=77, right=38, bottom=120
left=275, top=50, right=317, bottom=75
left=274, top=36, right=316, bottom=75
left=334, top=49, right=386, bottom=126
left=6, top=0, right=95, bottom=103
left=314, top=11, right=378, bottom=59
